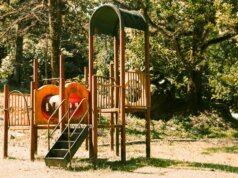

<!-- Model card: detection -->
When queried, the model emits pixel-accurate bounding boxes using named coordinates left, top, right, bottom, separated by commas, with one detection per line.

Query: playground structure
left=3, top=4, right=151, bottom=167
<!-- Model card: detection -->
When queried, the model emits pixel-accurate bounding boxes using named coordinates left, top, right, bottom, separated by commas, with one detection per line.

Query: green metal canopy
left=90, top=4, right=147, bottom=36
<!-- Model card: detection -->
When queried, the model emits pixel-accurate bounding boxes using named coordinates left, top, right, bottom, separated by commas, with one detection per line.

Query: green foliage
left=149, top=111, right=236, bottom=139
left=0, top=55, right=14, bottom=79
left=208, top=40, right=238, bottom=110
left=93, top=35, right=114, bottom=76
left=125, top=30, right=145, bottom=71
left=125, top=111, right=236, bottom=141
left=111, top=0, right=238, bottom=110
left=1, top=0, right=238, bottom=113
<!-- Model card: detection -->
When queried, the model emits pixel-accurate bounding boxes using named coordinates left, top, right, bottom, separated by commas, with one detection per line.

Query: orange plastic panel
left=65, top=82, right=89, bottom=123
left=34, top=83, right=88, bottom=125
left=35, top=85, right=59, bottom=125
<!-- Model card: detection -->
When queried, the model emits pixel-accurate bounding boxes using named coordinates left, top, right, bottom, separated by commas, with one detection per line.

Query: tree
left=48, top=0, right=62, bottom=78
left=0, top=0, right=47, bottom=85
left=111, top=0, right=238, bottom=111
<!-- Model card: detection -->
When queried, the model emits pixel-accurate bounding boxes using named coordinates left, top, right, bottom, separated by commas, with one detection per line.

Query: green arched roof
left=90, top=4, right=147, bottom=36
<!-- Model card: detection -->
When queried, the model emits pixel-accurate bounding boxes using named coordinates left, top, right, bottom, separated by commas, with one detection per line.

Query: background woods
left=1, top=0, right=238, bottom=118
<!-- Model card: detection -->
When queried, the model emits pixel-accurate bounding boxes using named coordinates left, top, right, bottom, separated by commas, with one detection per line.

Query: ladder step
left=54, top=141, right=75, bottom=149
left=49, top=149, right=68, bottom=157
left=45, top=157, right=68, bottom=167
left=61, top=133, right=80, bottom=140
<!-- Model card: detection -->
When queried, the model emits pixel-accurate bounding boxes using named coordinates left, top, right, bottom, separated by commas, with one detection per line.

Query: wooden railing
left=95, top=71, right=147, bottom=110
left=8, top=91, right=31, bottom=127
left=125, top=71, right=147, bottom=108
left=95, top=76, right=119, bottom=109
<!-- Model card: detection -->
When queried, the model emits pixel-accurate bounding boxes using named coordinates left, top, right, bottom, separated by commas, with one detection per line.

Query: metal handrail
left=47, top=99, right=68, bottom=150
left=67, top=98, right=88, bottom=167
left=45, top=96, right=90, bottom=171
left=67, top=98, right=87, bottom=129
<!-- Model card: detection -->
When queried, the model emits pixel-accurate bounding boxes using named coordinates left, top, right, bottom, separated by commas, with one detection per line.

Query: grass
left=203, top=145, right=238, bottom=154
left=125, top=111, right=237, bottom=140
left=66, top=157, right=238, bottom=174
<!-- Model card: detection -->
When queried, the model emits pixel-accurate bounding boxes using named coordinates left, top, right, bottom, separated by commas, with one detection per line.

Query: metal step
left=45, top=125, right=88, bottom=167
left=61, top=132, right=81, bottom=141
left=54, top=141, right=74, bottom=149
left=45, top=157, right=68, bottom=167
left=48, top=149, right=68, bottom=157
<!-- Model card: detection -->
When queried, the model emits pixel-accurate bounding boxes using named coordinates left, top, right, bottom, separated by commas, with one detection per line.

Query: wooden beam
left=98, top=124, right=122, bottom=129
left=110, top=64, right=115, bottom=151
left=33, top=59, right=39, bottom=88
left=120, top=29, right=126, bottom=162
left=114, top=36, right=120, bottom=156
left=92, top=76, right=98, bottom=167
left=59, top=54, right=65, bottom=132
left=84, top=66, right=89, bottom=151
left=145, top=31, right=151, bottom=158
left=33, top=59, right=39, bottom=155
left=30, top=82, right=36, bottom=161
left=89, top=35, right=94, bottom=159
left=3, top=84, right=9, bottom=159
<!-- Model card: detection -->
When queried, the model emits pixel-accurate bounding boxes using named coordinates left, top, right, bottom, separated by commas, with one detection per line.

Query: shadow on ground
left=66, top=157, right=238, bottom=174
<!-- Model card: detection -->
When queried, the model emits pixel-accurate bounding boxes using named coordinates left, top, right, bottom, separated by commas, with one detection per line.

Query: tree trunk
left=187, top=69, right=202, bottom=112
left=14, top=25, right=23, bottom=86
left=48, top=0, right=62, bottom=79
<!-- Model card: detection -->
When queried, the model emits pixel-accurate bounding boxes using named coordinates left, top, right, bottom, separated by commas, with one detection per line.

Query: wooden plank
left=9, top=126, right=30, bottom=130
left=100, top=108, right=119, bottom=113
left=98, top=124, right=122, bottom=129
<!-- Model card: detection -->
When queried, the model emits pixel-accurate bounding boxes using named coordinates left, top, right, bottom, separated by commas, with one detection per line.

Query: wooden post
left=114, top=37, right=119, bottom=156
left=84, top=66, right=88, bottom=85
left=120, top=29, right=126, bottom=162
left=30, top=81, right=36, bottom=161
left=33, top=59, right=39, bottom=88
left=33, top=59, right=38, bottom=155
left=3, top=84, right=9, bottom=159
left=59, top=54, right=65, bottom=132
left=92, top=76, right=98, bottom=167
left=145, top=31, right=151, bottom=158
left=89, top=35, right=94, bottom=158
left=84, top=66, right=89, bottom=151
left=110, top=64, right=114, bottom=151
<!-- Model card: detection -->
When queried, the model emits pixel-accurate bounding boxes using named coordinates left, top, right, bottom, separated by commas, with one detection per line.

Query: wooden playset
left=3, top=4, right=151, bottom=167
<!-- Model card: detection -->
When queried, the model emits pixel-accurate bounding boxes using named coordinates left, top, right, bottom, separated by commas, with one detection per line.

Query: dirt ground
left=1, top=92, right=238, bottom=177
left=0, top=125, right=238, bottom=178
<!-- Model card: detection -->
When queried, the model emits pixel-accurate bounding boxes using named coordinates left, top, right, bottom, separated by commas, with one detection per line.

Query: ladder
left=45, top=125, right=88, bottom=167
